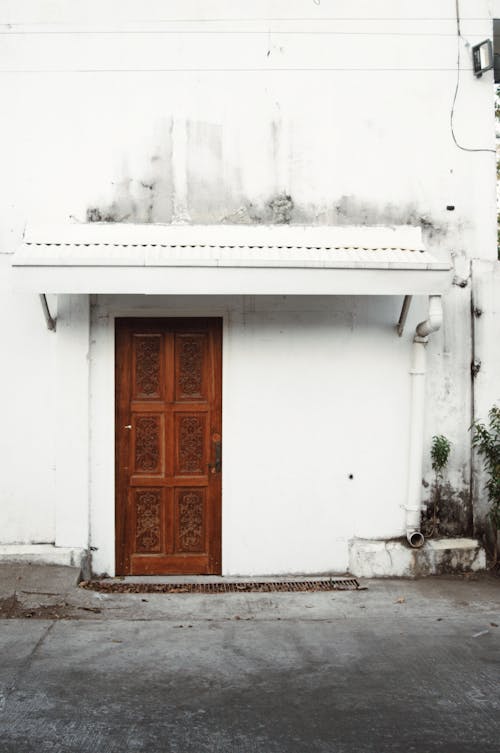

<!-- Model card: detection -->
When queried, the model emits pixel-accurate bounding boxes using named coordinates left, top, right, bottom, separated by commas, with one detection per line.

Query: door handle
left=208, top=440, right=221, bottom=473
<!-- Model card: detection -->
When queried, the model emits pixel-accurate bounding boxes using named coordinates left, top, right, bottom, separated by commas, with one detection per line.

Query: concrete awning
left=12, top=223, right=451, bottom=295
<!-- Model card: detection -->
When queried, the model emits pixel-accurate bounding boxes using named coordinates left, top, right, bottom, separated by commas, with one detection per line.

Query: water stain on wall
left=86, top=184, right=449, bottom=250
left=185, top=120, right=224, bottom=223
left=86, top=121, right=174, bottom=224
left=84, top=120, right=449, bottom=241
left=310, top=195, right=448, bottom=241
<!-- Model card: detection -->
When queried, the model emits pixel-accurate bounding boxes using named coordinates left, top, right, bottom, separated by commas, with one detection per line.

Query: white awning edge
left=12, top=223, right=452, bottom=295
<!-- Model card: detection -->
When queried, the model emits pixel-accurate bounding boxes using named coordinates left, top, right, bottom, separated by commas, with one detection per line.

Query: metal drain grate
left=79, top=578, right=360, bottom=594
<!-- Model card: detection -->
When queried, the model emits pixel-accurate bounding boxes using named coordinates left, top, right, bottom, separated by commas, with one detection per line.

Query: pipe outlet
left=407, top=530, right=425, bottom=548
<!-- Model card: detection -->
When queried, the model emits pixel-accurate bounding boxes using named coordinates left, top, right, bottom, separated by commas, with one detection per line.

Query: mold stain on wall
left=422, top=476, right=473, bottom=538
left=86, top=120, right=174, bottom=224
left=84, top=119, right=449, bottom=243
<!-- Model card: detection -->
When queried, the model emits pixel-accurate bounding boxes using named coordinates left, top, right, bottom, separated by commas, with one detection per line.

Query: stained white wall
left=471, top=261, right=500, bottom=534
left=0, top=0, right=495, bottom=247
left=0, top=0, right=498, bottom=564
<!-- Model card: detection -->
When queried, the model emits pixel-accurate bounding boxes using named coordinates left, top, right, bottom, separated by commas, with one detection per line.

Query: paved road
left=0, top=569, right=499, bottom=752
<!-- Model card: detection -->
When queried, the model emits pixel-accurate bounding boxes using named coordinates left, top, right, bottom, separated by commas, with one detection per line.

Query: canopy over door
left=12, top=223, right=451, bottom=296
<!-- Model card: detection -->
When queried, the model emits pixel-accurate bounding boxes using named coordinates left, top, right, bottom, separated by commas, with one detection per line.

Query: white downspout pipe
left=405, top=295, right=443, bottom=548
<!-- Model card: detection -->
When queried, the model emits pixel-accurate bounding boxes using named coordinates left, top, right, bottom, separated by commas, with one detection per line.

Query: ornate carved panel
left=135, top=490, right=161, bottom=552
left=177, top=490, right=204, bottom=552
left=177, top=335, right=204, bottom=399
left=134, top=416, right=161, bottom=473
left=134, top=335, right=161, bottom=398
left=178, top=415, right=205, bottom=474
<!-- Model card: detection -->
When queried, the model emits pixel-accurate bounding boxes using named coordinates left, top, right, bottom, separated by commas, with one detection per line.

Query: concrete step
left=349, top=537, right=486, bottom=578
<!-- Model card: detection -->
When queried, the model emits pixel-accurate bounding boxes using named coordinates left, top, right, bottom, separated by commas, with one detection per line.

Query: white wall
left=0, top=259, right=57, bottom=543
left=89, top=294, right=428, bottom=576
left=222, top=295, right=414, bottom=574
left=0, top=0, right=497, bottom=562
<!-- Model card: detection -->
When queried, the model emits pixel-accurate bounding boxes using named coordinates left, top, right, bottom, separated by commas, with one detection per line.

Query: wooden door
left=115, top=318, right=222, bottom=575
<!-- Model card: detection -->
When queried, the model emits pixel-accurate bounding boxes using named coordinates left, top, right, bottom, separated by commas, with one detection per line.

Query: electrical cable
left=450, top=0, right=495, bottom=154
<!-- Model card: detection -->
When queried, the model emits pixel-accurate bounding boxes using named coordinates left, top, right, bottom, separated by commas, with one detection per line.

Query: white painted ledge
left=349, top=538, right=486, bottom=578
left=0, top=545, right=86, bottom=568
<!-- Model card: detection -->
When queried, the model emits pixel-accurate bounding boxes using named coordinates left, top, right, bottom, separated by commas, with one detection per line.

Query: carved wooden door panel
left=115, top=318, right=222, bottom=575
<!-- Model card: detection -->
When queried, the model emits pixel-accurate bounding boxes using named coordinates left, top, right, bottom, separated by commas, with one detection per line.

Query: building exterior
left=1, top=1, right=499, bottom=578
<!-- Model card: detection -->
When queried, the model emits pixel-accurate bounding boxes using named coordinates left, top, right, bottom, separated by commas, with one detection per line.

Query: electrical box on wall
left=472, top=39, right=493, bottom=77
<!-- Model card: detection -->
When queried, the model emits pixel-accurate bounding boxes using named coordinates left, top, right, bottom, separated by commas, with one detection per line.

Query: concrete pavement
left=0, top=565, right=499, bottom=752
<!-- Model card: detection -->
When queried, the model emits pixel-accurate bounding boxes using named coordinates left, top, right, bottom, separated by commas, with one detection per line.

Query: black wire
left=450, top=0, right=495, bottom=154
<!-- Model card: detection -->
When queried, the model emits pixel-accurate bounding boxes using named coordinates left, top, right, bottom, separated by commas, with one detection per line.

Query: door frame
left=88, top=299, right=228, bottom=577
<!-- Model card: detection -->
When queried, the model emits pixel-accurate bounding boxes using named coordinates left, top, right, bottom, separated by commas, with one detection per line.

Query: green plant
left=472, top=407, right=500, bottom=564
left=431, top=435, right=452, bottom=475
left=427, top=435, right=452, bottom=537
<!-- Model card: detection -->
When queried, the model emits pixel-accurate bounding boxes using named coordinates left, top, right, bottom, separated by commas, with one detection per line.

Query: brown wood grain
left=115, top=318, right=222, bottom=575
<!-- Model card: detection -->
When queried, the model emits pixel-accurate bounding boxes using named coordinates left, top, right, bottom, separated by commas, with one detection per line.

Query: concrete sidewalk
left=0, top=563, right=498, bottom=621
left=0, top=565, right=499, bottom=752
